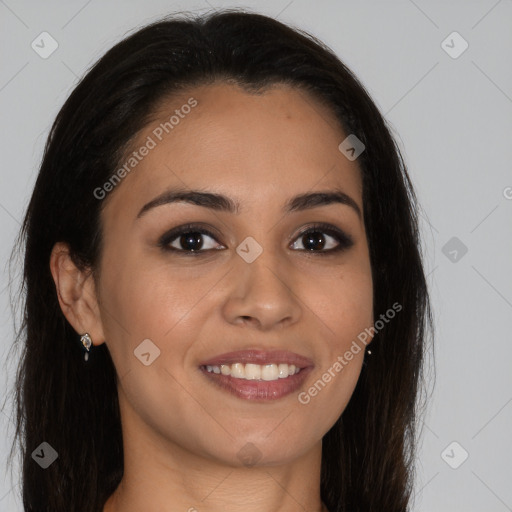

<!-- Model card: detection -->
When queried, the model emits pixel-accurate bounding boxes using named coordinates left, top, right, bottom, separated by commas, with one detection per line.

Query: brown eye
left=158, top=222, right=353, bottom=256
left=158, top=224, right=224, bottom=255
left=290, top=223, right=354, bottom=255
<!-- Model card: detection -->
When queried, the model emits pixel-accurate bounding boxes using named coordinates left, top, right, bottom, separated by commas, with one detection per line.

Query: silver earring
left=80, top=333, right=92, bottom=361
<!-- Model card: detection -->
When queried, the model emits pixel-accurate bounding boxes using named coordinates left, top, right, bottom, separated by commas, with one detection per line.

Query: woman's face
left=94, top=82, right=373, bottom=466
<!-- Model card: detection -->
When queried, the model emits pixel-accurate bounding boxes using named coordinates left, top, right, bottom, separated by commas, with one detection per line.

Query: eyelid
left=293, top=222, right=353, bottom=246
left=158, top=222, right=354, bottom=255
left=157, top=223, right=224, bottom=253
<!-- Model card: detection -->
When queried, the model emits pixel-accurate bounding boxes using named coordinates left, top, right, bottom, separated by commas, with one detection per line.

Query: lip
left=199, top=349, right=314, bottom=368
left=200, top=366, right=313, bottom=401
left=199, top=349, right=314, bottom=401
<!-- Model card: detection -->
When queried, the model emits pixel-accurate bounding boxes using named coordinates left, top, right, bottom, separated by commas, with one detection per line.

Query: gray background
left=1, top=0, right=511, bottom=510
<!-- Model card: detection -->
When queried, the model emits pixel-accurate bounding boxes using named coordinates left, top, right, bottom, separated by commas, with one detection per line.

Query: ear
left=365, top=312, right=375, bottom=347
left=49, top=241, right=106, bottom=347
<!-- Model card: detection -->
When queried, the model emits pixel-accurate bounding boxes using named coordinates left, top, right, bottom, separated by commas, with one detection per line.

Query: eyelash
left=157, top=222, right=354, bottom=257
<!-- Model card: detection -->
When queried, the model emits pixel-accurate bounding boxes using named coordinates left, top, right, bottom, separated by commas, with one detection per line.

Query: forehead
left=102, top=82, right=363, bottom=220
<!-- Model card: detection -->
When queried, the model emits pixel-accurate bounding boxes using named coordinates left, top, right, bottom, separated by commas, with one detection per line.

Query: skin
left=50, top=82, right=374, bottom=512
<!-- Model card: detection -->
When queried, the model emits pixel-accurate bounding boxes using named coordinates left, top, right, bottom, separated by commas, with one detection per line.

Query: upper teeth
left=205, top=363, right=300, bottom=381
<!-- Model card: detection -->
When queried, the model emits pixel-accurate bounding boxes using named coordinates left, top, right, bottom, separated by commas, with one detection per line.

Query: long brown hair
left=5, top=8, right=434, bottom=511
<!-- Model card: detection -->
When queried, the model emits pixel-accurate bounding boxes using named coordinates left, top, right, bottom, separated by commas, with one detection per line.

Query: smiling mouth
left=198, top=350, right=313, bottom=401
left=201, top=362, right=301, bottom=381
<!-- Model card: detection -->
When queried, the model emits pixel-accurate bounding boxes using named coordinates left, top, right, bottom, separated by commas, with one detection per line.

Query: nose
left=221, top=248, right=302, bottom=331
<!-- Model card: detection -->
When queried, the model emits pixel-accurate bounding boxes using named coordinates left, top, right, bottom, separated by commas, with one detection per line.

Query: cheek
left=314, top=259, right=374, bottom=345
left=97, top=261, right=219, bottom=452
left=100, top=252, right=195, bottom=335
left=98, top=252, right=223, bottom=381
left=328, top=267, right=373, bottom=378
left=297, top=264, right=373, bottom=430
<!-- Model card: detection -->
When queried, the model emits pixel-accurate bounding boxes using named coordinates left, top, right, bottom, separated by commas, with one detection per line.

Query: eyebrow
left=136, top=187, right=362, bottom=220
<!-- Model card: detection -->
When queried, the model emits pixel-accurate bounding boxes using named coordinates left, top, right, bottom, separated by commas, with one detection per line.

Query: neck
left=103, top=403, right=325, bottom=512
left=104, top=458, right=326, bottom=512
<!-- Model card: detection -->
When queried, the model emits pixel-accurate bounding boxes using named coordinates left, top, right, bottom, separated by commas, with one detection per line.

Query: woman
left=6, top=8, right=433, bottom=512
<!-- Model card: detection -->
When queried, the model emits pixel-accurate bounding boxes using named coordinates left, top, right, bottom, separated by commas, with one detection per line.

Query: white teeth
left=231, top=363, right=245, bottom=378
left=278, top=363, right=289, bottom=378
left=244, top=363, right=261, bottom=380
left=261, top=364, right=278, bottom=381
left=204, top=362, right=301, bottom=381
